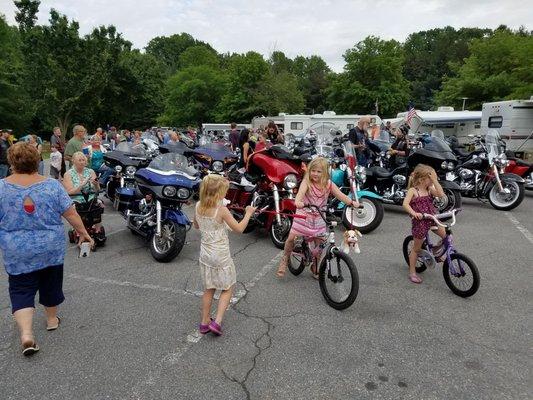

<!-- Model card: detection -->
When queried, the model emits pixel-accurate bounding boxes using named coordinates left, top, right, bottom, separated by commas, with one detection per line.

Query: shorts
left=50, top=165, right=61, bottom=179
left=8, top=265, right=65, bottom=313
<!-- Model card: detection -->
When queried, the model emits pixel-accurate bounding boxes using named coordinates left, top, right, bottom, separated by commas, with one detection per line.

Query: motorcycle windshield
left=148, top=153, right=197, bottom=176
left=423, top=137, right=454, bottom=154
left=115, top=141, right=147, bottom=156
left=485, top=129, right=503, bottom=164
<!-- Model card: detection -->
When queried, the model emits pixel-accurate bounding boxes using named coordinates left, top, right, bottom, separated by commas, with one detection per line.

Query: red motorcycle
left=226, top=145, right=308, bottom=248
left=505, top=155, right=533, bottom=191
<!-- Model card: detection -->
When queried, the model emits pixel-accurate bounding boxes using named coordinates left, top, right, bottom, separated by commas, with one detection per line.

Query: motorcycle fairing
left=164, top=209, right=191, bottom=226
left=136, top=168, right=200, bottom=189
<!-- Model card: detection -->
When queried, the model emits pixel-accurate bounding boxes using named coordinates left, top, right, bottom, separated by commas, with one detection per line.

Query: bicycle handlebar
left=422, top=209, right=460, bottom=227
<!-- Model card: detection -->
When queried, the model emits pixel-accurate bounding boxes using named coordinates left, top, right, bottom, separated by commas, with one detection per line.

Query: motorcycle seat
left=269, top=145, right=303, bottom=162
left=367, top=166, right=393, bottom=179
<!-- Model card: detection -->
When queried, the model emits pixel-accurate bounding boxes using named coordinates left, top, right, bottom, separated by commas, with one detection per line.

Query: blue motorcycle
left=115, top=153, right=200, bottom=262
left=329, top=142, right=384, bottom=234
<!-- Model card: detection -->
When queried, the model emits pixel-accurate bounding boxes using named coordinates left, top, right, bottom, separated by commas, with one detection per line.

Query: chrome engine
left=459, top=168, right=474, bottom=180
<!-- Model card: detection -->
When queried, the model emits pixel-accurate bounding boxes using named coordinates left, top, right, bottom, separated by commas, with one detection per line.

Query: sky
left=0, top=0, right=531, bottom=72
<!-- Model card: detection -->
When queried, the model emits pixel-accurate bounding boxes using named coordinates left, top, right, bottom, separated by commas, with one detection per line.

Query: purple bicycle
left=402, top=209, right=480, bottom=297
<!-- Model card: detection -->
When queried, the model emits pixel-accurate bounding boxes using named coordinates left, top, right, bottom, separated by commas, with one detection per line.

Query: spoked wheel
left=270, top=211, right=293, bottom=249
left=150, top=220, right=186, bottom=262
left=443, top=253, right=480, bottom=297
left=402, top=235, right=429, bottom=273
left=434, top=188, right=462, bottom=217
left=488, top=181, right=525, bottom=211
left=342, top=197, right=384, bottom=234
left=318, top=250, right=359, bottom=310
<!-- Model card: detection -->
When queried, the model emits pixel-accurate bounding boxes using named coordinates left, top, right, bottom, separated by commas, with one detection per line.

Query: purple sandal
left=199, top=318, right=213, bottom=334
left=208, top=320, right=223, bottom=336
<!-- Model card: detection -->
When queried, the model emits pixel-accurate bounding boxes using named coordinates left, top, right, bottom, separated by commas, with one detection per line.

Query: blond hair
left=198, top=174, right=229, bottom=215
left=71, top=151, right=88, bottom=163
left=304, top=157, right=330, bottom=190
left=408, top=164, right=434, bottom=189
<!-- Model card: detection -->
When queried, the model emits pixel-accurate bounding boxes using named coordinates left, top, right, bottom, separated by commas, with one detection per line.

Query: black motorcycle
left=364, top=135, right=462, bottom=214
left=446, top=130, right=525, bottom=211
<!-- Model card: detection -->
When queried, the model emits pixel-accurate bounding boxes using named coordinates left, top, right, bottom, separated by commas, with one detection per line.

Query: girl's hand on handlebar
left=351, top=200, right=360, bottom=208
left=244, top=205, right=257, bottom=215
left=412, top=212, right=423, bottom=220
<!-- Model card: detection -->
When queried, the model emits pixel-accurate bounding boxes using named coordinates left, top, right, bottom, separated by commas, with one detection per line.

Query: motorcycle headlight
left=177, top=187, right=190, bottom=199
left=125, top=166, right=136, bottom=176
left=163, top=186, right=177, bottom=197
left=441, top=161, right=447, bottom=170
left=212, top=160, right=224, bottom=172
left=447, top=162, right=455, bottom=170
left=283, top=174, right=298, bottom=189
left=115, top=165, right=122, bottom=173
left=356, top=165, right=367, bottom=183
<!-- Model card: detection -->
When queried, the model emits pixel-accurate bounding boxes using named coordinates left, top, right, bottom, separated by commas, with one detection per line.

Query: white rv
left=201, top=123, right=251, bottom=133
left=481, top=98, right=533, bottom=157
left=392, top=107, right=482, bottom=141
left=251, top=111, right=382, bottom=136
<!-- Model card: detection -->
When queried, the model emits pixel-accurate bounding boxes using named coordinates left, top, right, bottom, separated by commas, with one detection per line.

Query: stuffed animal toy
left=341, top=229, right=362, bottom=254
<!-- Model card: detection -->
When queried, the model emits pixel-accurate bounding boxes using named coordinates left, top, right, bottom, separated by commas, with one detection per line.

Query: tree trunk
left=57, top=113, right=71, bottom=141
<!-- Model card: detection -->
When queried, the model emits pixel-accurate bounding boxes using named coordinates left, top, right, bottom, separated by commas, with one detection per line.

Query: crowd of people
left=0, top=117, right=445, bottom=355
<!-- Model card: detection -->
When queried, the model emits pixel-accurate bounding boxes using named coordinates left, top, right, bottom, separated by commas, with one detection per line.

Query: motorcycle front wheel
left=150, top=220, right=186, bottom=262
left=434, top=188, right=462, bottom=217
left=488, top=181, right=525, bottom=211
left=341, top=197, right=384, bottom=234
left=318, top=250, right=359, bottom=310
left=269, top=211, right=293, bottom=249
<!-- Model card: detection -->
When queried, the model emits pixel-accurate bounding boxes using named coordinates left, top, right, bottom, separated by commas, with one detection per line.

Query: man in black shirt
left=389, top=125, right=410, bottom=167
left=0, top=130, right=11, bottom=178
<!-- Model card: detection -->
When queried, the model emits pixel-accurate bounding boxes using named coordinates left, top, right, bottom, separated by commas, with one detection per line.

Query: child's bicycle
left=288, top=205, right=359, bottom=310
left=402, top=209, right=480, bottom=297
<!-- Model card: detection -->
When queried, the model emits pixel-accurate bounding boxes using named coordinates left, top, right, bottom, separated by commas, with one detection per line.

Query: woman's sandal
left=276, top=255, right=288, bottom=278
left=46, top=316, right=61, bottom=331
left=21, top=336, right=40, bottom=356
left=409, top=274, right=423, bottom=284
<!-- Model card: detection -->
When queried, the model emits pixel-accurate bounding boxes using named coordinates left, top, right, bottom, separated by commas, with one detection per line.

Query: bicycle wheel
left=442, top=253, right=480, bottom=297
left=318, top=250, right=359, bottom=310
left=402, top=235, right=428, bottom=273
left=288, top=251, right=307, bottom=276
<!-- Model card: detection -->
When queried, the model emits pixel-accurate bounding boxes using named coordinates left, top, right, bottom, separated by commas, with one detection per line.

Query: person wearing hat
left=0, top=129, right=11, bottom=178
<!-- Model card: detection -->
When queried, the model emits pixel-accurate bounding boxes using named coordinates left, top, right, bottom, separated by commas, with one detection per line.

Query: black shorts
left=8, top=265, right=65, bottom=313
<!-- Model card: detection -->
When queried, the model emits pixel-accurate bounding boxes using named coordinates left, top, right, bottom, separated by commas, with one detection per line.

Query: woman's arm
left=330, top=182, right=360, bottom=208
left=89, top=169, right=100, bottom=192
left=243, top=142, right=250, bottom=163
left=219, top=206, right=256, bottom=233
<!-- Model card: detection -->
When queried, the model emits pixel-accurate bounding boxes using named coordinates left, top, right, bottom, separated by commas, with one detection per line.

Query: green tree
left=0, top=15, right=30, bottom=132
left=269, top=50, right=293, bottom=74
left=14, top=0, right=39, bottom=32
left=404, top=26, right=490, bottom=109
left=292, top=55, right=331, bottom=113
left=145, top=33, right=215, bottom=74
left=159, top=65, right=227, bottom=127
left=436, top=30, right=533, bottom=110
left=328, top=36, right=409, bottom=117
left=255, top=71, right=305, bottom=115
left=178, top=45, right=219, bottom=69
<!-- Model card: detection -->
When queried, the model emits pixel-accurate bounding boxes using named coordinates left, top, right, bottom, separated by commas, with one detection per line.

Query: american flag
left=406, top=106, right=417, bottom=126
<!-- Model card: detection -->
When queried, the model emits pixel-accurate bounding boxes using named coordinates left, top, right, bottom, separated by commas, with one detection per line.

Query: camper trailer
left=481, top=99, right=533, bottom=158
left=251, top=112, right=382, bottom=136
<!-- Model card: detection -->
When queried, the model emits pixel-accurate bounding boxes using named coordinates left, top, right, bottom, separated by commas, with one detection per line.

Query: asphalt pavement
left=0, top=191, right=532, bottom=400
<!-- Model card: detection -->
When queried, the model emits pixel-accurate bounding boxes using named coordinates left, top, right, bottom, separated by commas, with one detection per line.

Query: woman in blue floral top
left=0, top=142, right=93, bottom=356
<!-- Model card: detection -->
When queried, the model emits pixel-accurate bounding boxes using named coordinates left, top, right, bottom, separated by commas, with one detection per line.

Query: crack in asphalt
left=232, top=237, right=260, bottom=258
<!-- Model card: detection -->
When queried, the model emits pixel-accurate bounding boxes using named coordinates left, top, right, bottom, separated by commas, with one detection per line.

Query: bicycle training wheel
left=442, top=253, right=480, bottom=297
left=318, top=250, right=359, bottom=310
left=402, top=235, right=428, bottom=274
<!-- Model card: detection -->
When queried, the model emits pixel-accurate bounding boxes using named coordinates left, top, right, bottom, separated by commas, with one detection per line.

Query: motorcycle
left=226, top=144, right=309, bottom=249
left=103, top=140, right=158, bottom=201
left=446, top=130, right=525, bottom=211
left=505, top=155, right=533, bottom=191
left=115, top=152, right=200, bottom=262
left=68, top=189, right=107, bottom=248
left=364, top=133, right=463, bottom=214
left=329, top=141, right=384, bottom=233
left=188, top=143, right=238, bottom=176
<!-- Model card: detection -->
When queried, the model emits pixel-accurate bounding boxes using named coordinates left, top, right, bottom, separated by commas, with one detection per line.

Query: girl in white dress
left=193, top=175, right=256, bottom=336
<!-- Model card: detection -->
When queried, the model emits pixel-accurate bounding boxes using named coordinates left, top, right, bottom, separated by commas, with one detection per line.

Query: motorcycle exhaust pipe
left=156, top=200, right=162, bottom=236
left=272, top=185, right=282, bottom=225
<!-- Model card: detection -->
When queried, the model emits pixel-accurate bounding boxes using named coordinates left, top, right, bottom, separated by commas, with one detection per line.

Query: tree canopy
left=2, top=1, right=531, bottom=136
